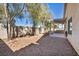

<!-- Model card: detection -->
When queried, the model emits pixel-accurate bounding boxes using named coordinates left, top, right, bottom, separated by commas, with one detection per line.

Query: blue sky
left=15, top=3, right=64, bottom=26
left=15, top=17, right=33, bottom=27
left=48, top=3, right=64, bottom=19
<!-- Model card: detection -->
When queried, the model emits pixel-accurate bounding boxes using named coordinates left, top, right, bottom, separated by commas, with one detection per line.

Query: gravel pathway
left=0, top=33, right=78, bottom=56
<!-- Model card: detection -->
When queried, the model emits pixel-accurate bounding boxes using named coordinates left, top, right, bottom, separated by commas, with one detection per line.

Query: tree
left=4, top=3, right=53, bottom=38
left=26, top=3, right=52, bottom=34
left=6, top=3, right=25, bottom=39
left=0, top=4, right=5, bottom=22
left=38, top=4, right=52, bottom=32
left=3, top=3, right=10, bottom=39
left=26, top=3, right=42, bottom=35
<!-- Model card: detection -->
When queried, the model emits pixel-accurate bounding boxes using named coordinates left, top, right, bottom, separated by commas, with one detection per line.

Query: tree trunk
left=16, top=26, right=18, bottom=37
left=6, top=20, right=9, bottom=38
left=4, top=3, right=10, bottom=39
left=50, top=22, right=51, bottom=32
left=32, top=20, right=36, bottom=35
left=10, top=24, right=11, bottom=38
left=12, top=26, right=15, bottom=38
left=32, top=26, right=36, bottom=35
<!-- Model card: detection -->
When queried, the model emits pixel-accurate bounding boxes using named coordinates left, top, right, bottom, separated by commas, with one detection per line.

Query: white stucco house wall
left=64, top=3, right=79, bottom=55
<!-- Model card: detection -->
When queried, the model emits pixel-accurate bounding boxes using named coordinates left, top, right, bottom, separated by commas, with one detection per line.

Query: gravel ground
left=0, top=33, right=78, bottom=56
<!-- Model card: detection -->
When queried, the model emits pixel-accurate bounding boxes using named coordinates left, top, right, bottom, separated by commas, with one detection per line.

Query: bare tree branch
left=9, top=3, right=25, bottom=23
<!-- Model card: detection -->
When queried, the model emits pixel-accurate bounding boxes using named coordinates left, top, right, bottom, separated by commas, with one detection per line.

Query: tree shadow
left=0, top=32, right=49, bottom=56
left=12, top=32, right=49, bottom=56
left=0, top=39, right=13, bottom=56
left=0, top=32, right=78, bottom=56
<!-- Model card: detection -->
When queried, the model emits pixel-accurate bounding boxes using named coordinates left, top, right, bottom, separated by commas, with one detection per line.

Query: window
left=68, top=17, right=72, bottom=34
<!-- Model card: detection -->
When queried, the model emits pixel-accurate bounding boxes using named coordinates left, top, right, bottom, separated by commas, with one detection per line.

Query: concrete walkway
left=49, top=33, right=66, bottom=38
left=0, top=33, right=78, bottom=56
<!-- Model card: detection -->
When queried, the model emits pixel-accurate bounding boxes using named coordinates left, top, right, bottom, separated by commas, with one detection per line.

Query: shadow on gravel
left=0, top=32, right=78, bottom=56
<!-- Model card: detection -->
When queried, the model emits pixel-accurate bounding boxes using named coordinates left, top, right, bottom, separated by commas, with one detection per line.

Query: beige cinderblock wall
left=65, top=3, right=79, bottom=54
